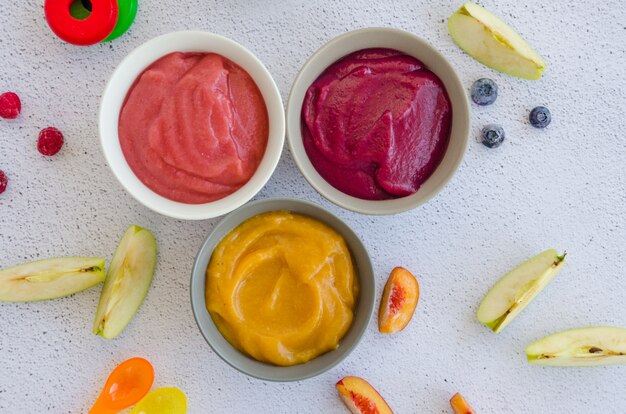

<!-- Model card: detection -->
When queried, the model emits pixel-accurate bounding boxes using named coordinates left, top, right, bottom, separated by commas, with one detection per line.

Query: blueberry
left=471, top=78, right=498, bottom=106
left=481, top=124, right=505, bottom=148
left=529, top=106, right=551, bottom=128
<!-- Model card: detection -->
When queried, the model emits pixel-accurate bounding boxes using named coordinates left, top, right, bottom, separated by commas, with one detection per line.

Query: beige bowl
left=286, top=27, right=470, bottom=215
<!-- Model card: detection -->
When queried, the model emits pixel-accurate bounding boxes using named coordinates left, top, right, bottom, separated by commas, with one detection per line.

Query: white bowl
left=286, top=28, right=470, bottom=215
left=100, top=31, right=285, bottom=220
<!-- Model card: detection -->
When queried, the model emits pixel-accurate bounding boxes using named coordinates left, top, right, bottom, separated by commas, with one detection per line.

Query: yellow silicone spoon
left=130, top=387, right=187, bottom=414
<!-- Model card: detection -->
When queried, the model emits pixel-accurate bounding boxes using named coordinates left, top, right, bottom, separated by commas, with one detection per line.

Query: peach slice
left=378, top=267, right=419, bottom=334
left=450, top=392, right=475, bottom=414
left=336, top=376, right=393, bottom=414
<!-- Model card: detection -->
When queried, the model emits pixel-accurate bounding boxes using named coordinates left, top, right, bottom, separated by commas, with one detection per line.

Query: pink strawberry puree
left=302, top=48, right=452, bottom=200
left=119, top=52, right=269, bottom=204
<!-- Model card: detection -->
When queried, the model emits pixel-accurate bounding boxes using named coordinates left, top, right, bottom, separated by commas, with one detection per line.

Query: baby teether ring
left=45, top=0, right=118, bottom=46
left=103, top=0, right=138, bottom=42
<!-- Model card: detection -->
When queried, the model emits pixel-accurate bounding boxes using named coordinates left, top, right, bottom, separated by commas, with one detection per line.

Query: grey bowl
left=190, top=198, right=375, bottom=382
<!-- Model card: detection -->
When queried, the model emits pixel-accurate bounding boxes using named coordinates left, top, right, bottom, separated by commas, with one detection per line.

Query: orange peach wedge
left=336, top=376, right=393, bottom=414
left=378, top=267, right=419, bottom=334
left=450, top=392, right=475, bottom=414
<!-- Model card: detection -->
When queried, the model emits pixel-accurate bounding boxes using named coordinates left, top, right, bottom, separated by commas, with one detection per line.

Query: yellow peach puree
left=206, top=211, right=359, bottom=366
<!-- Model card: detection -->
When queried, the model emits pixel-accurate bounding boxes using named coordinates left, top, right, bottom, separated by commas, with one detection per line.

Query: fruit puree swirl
left=206, top=211, right=359, bottom=366
left=302, top=48, right=452, bottom=200
left=119, top=52, right=269, bottom=204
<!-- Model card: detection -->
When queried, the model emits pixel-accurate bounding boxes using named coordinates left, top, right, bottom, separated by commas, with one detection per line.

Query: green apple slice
left=0, top=257, right=105, bottom=302
left=93, top=225, right=157, bottom=339
left=477, top=249, right=565, bottom=333
left=526, top=327, right=626, bottom=366
left=448, top=2, right=546, bottom=80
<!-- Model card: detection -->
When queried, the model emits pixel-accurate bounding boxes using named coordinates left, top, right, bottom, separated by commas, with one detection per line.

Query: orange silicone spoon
left=89, top=357, right=155, bottom=414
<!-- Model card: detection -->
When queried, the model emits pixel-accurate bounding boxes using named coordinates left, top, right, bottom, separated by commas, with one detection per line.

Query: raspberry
left=0, top=92, right=21, bottom=119
left=37, top=127, right=64, bottom=156
left=0, top=170, right=7, bottom=194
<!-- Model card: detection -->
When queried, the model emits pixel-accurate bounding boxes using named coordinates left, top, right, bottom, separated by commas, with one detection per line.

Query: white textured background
left=1, top=0, right=625, bottom=413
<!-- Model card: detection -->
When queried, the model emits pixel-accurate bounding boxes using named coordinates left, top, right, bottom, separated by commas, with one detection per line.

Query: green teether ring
left=103, top=0, right=137, bottom=41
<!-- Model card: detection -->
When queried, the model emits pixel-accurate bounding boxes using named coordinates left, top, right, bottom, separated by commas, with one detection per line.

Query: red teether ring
left=45, top=0, right=118, bottom=46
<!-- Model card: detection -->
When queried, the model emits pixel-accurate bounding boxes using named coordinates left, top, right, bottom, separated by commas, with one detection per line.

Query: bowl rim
left=99, top=30, right=285, bottom=220
left=286, top=27, right=470, bottom=215
left=190, top=197, right=375, bottom=382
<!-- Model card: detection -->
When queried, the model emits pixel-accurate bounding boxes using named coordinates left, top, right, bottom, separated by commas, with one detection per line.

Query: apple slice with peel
left=526, top=327, right=626, bottom=366
left=448, top=2, right=546, bottom=80
left=93, top=225, right=156, bottom=339
left=0, top=257, right=105, bottom=302
left=378, top=267, right=419, bottom=334
left=336, top=376, right=393, bottom=414
left=477, top=249, right=565, bottom=333
left=450, top=392, right=475, bottom=414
